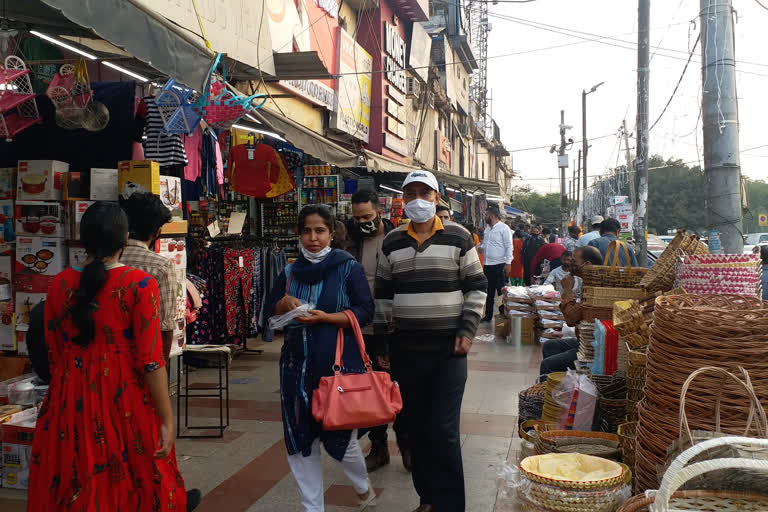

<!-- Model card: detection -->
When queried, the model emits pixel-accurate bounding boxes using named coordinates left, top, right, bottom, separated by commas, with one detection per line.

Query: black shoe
left=186, top=489, right=202, bottom=512
left=365, top=440, right=390, bottom=472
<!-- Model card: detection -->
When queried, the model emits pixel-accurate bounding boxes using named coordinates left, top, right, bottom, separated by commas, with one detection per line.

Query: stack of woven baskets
left=635, top=294, right=768, bottom=492
left=518, top=378, right=547, bottom=425
left=638, top=232, right=709, bottom=293
left=540, top=372, right=567, bottom=423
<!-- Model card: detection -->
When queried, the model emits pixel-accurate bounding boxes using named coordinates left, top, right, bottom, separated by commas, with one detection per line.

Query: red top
left=509, top=238, right=524, bottom=278
left=531, top=243, right=566, bottom=277
left=27, top=266, right=187, bottom=511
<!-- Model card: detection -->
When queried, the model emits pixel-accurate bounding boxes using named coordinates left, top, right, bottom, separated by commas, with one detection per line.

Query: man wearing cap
left=578, top=215, right=604, bottom=247
left=374, top=170, right=487, bottom=512
left=479, top=205, right=513, bottom=322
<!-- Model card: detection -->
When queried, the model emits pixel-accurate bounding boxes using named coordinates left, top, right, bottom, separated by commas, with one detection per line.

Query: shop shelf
left=0, top=93, right=36, bottom=114
left=0, top=112, right=42, bottom=140
left=0, top=67, right=30, bottom=84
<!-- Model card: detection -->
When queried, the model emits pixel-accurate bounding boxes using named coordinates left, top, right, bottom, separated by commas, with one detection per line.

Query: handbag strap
left=333, top=310, right=373, bottom=375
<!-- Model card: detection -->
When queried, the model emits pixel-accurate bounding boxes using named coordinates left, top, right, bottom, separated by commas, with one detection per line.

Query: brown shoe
left=365, top=440, right=390, bottom=472
left=412, top=506, right=432, bottom=512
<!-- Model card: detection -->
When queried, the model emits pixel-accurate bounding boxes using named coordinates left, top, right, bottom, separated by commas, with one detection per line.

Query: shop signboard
left=384, top=22, right=407, bottom=93
left=330, top=28, right=372, bottom=143
left=267, top=0, right=337, bottom=110
left=408, top=23, right=431, bottom=83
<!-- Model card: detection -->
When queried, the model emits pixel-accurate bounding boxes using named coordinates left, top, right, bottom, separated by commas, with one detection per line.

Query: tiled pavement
left=0, top=321, right=541, bottom=511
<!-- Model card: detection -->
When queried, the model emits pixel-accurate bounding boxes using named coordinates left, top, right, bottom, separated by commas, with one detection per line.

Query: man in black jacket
left=522, top=225, right=546, bottom=285
left=346, top=189, right=408, bottom=472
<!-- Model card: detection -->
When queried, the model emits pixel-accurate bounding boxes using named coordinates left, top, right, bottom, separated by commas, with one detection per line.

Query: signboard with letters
left=330, top=28, right=372, bottom=142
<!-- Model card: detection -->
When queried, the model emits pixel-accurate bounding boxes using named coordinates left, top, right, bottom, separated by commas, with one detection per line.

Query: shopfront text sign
left=384, top=22, right=407, bottom=93
left=330, top=27, right=372, bottom=142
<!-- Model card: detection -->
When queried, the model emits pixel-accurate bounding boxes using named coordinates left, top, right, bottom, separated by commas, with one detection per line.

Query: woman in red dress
left=27, top=202, right=188, bottom=511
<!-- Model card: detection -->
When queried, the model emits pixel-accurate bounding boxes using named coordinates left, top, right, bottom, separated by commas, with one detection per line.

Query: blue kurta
left=264, top=249, right=374, bottom=460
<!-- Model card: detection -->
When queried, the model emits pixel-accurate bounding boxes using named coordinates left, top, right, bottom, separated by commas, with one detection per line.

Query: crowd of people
left=24, top=167, right=645, bottom=512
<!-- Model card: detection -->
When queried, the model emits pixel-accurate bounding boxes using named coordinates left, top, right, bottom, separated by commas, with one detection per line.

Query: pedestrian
left=345, top=189, right=408, bottom=473
left=522, top=225, right=546, bottom=285
left=509, top=231, right=525, bottom=285
left=374, top=170, right=487, bottom=512
left=464, top=223, right=483, bottom=266
left=480, top=205, right=513, bottom=322
left=564, top=224, right=580, bottom=252
left=264, top=204, right=377, bottom=512
left=27, top=202, right=200, bottom=511
left=531, top=241, right=566, bottom=280
left=120, top=192, right=178, bottom=360
left=436, top=204, right=452, bottom=223
left=577, top=215, right=604, bottom=247
left=331, top=219, right=349, bottom=250
left=588, top=218, right=638, bottom=266
left=761, top=245, right=768, bottom=300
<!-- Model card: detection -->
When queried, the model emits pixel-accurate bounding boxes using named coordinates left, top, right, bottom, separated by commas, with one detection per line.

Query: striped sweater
left=373, top=219, right=488, bottom=352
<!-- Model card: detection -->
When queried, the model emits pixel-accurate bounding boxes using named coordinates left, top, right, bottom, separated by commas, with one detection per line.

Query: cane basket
left=639, top=233, right=709, bottom=293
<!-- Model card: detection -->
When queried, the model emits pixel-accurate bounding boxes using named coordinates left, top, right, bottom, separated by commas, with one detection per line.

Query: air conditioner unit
left=406, top=77, right=421, bottom=99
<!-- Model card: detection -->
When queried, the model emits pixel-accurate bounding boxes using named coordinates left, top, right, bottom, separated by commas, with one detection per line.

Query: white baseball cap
left=590, top=215, right=605, bottom=226
left=402, top=170, right=439, bottom=192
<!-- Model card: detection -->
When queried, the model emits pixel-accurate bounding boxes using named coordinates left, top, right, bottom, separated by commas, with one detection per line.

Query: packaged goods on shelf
left=15, top=201, right=64, bottom=237
left=0, top=313, right=13, bottom=351
left=118, top=160, right=160, bottom=198
left=17, top=160, right=68, bottom=200
left=66, top=200, right=94, bottom=240
left=1, top=407, right=37, bottom=489
left=159, top=175, right=182, bottom=219
left=15, top=237, right=66, bottom=277
left=90, top=168, right=118, bottom=201
left=68, top=244, right=87, bottom=268
left=0, top=167, right=15, bottom=199
left=63, top=170, right=90, bottom=200
left=0, top=200, right=14, bottom=243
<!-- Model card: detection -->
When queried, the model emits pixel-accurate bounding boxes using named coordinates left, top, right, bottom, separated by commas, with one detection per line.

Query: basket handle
left=651, top=436, right=768, bottom=512
left=678, top=366, right=768, bottom=449
left=604, top=240, right=631, bottom=268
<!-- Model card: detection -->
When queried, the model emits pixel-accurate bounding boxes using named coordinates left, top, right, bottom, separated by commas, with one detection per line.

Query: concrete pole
left=700, top=0, right=744, bottom=254
left=581, top=91, right=588, bottom=228
left=576, top=149, right=582, bottom=224
left=622, top=119, right=636, bottom=208
left=559, top=110, right=568, bottom=235
left=634, top=0, right=650, bottom=266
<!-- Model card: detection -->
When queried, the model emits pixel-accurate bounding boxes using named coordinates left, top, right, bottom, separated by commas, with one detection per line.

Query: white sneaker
left=356, top=479, right=378, bottom=510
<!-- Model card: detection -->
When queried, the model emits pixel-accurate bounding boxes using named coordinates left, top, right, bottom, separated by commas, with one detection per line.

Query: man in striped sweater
left=374, top=170, right=487, bottom=512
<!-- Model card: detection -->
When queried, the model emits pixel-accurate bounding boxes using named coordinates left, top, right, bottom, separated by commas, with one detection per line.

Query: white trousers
left=287, top=430, right=369, bottom=512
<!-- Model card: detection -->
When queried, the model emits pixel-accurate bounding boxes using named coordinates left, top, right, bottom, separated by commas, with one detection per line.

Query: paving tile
left=324, top=484, right=385, bottom=507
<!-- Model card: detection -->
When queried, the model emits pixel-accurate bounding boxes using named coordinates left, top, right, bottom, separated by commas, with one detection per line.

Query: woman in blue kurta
left=264, top=204, right=376, bottom=512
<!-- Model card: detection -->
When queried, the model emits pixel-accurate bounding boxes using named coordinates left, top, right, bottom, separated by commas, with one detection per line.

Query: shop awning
left=363, top=150, right=422, bottom=174
left=505, top=206, right=525, bottom=216
left=253, top=108, right=360, bottom=168
left=434, top=171, right=502, bottom=197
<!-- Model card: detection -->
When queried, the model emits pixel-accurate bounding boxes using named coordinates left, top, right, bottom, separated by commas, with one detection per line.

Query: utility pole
left=558, top=110, right=570, bottom=235
left=634, top=0, right=650, bottom=267
left=582, top=82, right=604, bottom=227
left=576, top=149, right=582, bottom=225
left=622, top=119, right=636, bottom=207
left=700, top=0, right=743, bottom=254
left=571, top=158, right=576, bottom=218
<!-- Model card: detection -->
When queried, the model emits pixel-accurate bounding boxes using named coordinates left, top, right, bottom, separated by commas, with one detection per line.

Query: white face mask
left=300, top=245, right=332, bottom=264
left=404, top=199, right=436, bottom=224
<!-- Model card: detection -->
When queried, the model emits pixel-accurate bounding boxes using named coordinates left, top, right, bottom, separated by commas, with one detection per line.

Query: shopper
left=544, top=227, right=557, bottom=244
left=436, top=204, right=452, bottom=223
left=588, top=218, right=638, bottom=266
left=346, top=189, right=407, bottom=473
left=530, top=241, right=566, bottom=280
left=120, top=192, right=178, bottom=360
left=374, top=170, right=487, bottom=512
left=522, top=225, right=545, bottom=285
left=761, top=245, right=768, bottom=300
left=539, top=246, right=602, bottom=375
left=509, top=231, right=525, bottom=285
left=465, top=223, right=484, bottom=266
left=264, top=204, right=377, bottom=512
left=480, top=205, right=513, bottom=322
left=577, top=215, right=604, bottom=247
left=564, top=225, right=580, bottom=252
left=27, top=202, right=199, bottom=511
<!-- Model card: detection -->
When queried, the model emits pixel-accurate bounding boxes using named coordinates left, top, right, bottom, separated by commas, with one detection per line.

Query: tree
left=742, top=179, right=768, bottom=234
left=646, top=156, right=705, bottom=235
left=509, top=186, right=561, bottom=226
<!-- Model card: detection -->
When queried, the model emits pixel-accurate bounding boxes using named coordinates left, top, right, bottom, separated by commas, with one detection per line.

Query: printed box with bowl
left=0, top=167, right=16, bottom=199
left=63, top=170, right=91, bottom=200
left=15, top=201, right=64, bottom=237
left=160, top=175, right=182, bottom=219
left=1, top=407, right=36, bottom=489
left=15, top=237, right=66, bottom=277
left=17, top=160, right=68, bottom=200
left=118, top=160, right=160, bottom=198
left=90, top=168, right=118, bottom=201
left=0, top=200, right=14, bottom=243
left=67, top=200, right=94, bottom=240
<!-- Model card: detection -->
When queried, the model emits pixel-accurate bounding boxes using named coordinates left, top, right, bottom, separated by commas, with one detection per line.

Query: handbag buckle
left=337, top=386, right=344, bottom=393
left=332, top=364, right=342, bottom=372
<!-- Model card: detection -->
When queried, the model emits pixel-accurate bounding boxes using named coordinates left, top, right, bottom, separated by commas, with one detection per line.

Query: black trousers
left=483, top=263, right=506, bottom=321
left=539, top=338, right=579, bottom=375
left=363, top=334, right=407, bottom=445
left=392, top=346, right=467, bottom=511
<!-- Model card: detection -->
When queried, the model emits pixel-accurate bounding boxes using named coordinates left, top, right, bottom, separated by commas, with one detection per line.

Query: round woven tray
left=535, top=428, right=621, bottom=460
left=520, top=454, right=630, bottom=490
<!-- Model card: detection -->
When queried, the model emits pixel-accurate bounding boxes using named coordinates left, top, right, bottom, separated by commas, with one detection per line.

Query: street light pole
left=581, top=82, right=604, bottom=227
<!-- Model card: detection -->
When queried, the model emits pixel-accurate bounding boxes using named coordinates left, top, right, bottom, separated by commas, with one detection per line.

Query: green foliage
left=509, top=186, right=561, bottom=225
left=743, top=179, right=768, bottom=234
left=646, top=156, right=705, bottom=235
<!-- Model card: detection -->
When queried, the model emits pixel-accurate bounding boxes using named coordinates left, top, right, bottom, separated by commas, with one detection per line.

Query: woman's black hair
left=71, top=202, right=128, bottom=347
left=298, top=204, right=334, bottom=231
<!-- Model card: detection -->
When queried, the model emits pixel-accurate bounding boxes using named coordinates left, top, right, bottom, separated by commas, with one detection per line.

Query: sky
left=486, top=0, right=768, bottom=194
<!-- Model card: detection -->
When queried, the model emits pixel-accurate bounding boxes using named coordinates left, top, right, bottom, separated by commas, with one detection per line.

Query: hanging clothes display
left=228, top=143, right=295, bottom=199
left=137, top=96, right=188, bottom=166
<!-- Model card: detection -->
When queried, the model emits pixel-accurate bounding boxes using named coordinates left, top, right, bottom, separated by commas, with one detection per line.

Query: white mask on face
left=300, top=245, right=332, bottom=264
left=404, top=199, right=436, bottom=224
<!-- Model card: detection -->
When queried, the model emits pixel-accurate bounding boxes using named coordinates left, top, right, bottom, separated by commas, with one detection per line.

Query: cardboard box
left=0, top=168, right=15, bottom=200
left=14, top=331, right=28, bottom=355
left=0, top=200, right=14, bottom=243
left=0, top=253, right=11, bottom=302
left=1, top=407, right=36, bottom=489
left=63, top=170, right=91, bottom=200
left=494, top=314, right=511, bottom=338
left=521, top=317, right=536, bottom=345
left=17, top=160, right=68, bottom=201
left=0, top=313, right=14, bottom=351
left=156, top=239, right=187, bottom=321
left=15, top=237, right=67, bottom=277
left=14, top=291, right=46, bottom=331
left=118, top=160, right=160, bottom=198
left=160, top=175, right=183, bottom=219
left=90, top=168, right=118, bottom=201
left=160, top=220, right=188, bottom=235
left=68, top=245, right=88, bottom=268
left=15, top=201, right=64, bottom=238
left=67, top=200, right=94, bottom=240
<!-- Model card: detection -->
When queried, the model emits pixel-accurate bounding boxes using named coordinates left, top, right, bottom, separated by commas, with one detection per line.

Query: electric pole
left=576, top=149, right=582, bottom=225
left=558, top=110, right=571, bottom=235
left=582, top=82, right=604, bottom=227
left=622, top=119, right=636, bottom=208
left=634, top=0, right=650, bottom=267
left=700, top=0, right=743, bottom=254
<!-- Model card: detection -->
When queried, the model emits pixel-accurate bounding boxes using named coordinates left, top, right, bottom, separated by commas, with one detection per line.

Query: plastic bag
left=592, top=319, right=606, bottom=376
left=504, top=286, right=530, bottom=300
left=540, top=319, right=563, bottom=329
left=268, top=302, right=315, bottom=329
left=551, top=369, right=598, bottom=431
left=561, top=324, right=576, bottom=338
left=526, top=284, right=556, bottom=298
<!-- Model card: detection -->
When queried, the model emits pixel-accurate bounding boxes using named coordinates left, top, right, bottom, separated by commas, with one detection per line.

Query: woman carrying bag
left=264, top=204, right=377, bottom=512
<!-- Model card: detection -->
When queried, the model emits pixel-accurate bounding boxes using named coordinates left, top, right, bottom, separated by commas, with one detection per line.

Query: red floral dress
left=27, top=266, right=187, bottom=511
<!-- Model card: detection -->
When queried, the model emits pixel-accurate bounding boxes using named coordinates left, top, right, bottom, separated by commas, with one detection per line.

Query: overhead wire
left=649, top=33, right=700, bottom=132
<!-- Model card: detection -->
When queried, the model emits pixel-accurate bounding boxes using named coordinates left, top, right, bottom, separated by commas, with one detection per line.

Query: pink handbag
left=311, top=310, right=403, bottom=431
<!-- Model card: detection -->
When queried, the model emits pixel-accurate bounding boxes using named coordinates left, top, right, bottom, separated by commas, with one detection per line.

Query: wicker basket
left=519, top=380, right=547, bottom=424
left=582, top=265, right=649, bottom=288
left=618, top=421, right=638, bottom=465
left=583, top=304, right=614, bottom=322
left=535, top=427, right=622, bottom=460
left=639, top=233, right=709, bottom=293
left=520, top=453, right=629, bottom=490
left=584, top=286, right=648, bottom=307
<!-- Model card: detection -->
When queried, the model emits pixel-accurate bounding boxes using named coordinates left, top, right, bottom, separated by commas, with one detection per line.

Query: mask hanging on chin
left=404, top=199, right=436, bottom=223
left=300, top=245, right=332, bottom=264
